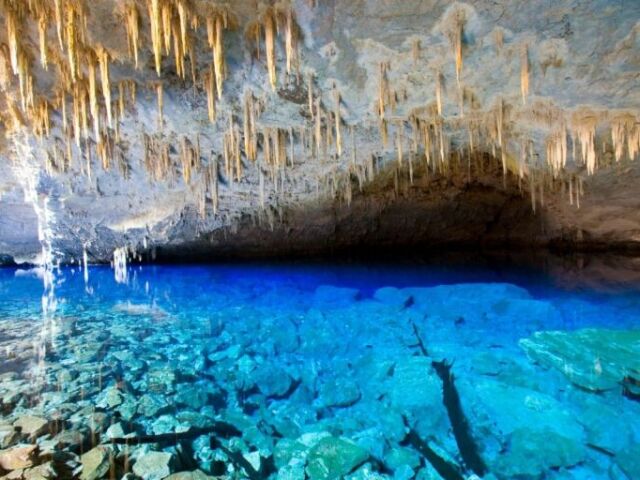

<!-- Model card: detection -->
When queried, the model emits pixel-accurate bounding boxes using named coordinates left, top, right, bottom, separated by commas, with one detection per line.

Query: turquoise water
left=0, top=262, right=639, bottom=479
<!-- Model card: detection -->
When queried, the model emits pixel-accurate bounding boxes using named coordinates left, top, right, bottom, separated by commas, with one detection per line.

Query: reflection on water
left=0, top=258, right=639, bottom=479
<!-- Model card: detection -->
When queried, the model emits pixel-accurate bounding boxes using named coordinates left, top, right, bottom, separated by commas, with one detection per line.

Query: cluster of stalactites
left=0, top=0, right=241, bottom=170
left=246, top=0, right=299, bottom=91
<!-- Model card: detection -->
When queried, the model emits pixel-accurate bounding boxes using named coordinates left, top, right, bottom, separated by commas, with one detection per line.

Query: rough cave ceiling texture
left=0, top=0, right=639, bottom=263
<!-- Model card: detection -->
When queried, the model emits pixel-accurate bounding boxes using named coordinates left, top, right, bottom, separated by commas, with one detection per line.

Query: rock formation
left=0, top=0, right=638, bottom=263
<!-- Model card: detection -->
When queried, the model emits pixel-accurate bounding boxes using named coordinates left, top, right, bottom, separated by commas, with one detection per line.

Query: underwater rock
left=317, top=378, right=361, bottom=408
left=22, top=462, right=54, bottom=480
left=305, top=436, right=369, bottom=480
left=274, top=438, right=308, bottom=469
left=519, top=329, right=640, bottom=391
left=0, top=444, right=37, bottom=470
left=276, top=461, right=306, bottom=480
left=384, top=358, right=441, bottom=410
left=175, top=383, right=209, bottom=410
left=0, top=425, right=19, bottom=449
left=80, top=446, right=111, bottom=480
left=457, top=378, right=585, bottom=478
left=132, top=451, right=173, bottom=480
left=95, top=387, right=123, bottom=409
left=373, top=287, right=413, bottom=308
left=384, top=446, right=421, bottom=472
left=13, top=416, right=48, bottom=440
left=138, top=394, right=170, bottom=417
left=616, top=444, right=640, bottom=480
left=165, top=471, right=216, bottom=480
left=312, top=286, right=361, bottom=308
left=254, top=365, right=294, bottom=399
left=493, top=428, right=585, bottom=478
left=105, top=423, right=125, bottom=440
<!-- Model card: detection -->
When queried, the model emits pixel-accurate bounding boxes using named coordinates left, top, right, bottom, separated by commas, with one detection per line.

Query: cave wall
left=0, top=0, right=638, bottom=263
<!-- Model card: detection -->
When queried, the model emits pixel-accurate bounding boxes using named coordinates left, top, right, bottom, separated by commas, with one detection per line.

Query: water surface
left=0, top=260, right=639, bottom=479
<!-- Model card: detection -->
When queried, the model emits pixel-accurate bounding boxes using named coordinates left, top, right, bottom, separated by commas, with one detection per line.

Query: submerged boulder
left=457, top=378, right=586, bottom=479
left=305, top=437, right=369, bottom=480
left=0, top=444, right=37, bottom=471
left=312, top=286, right=361, bottom=308
left=132, top=451, right=173, bottom=480
left=519, top=329, right=640, bottom=391
left=80, top=446, right=111, bottom=480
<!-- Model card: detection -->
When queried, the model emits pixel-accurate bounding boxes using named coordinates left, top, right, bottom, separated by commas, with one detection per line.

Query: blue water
left=0, top=262, right=639, bottom=479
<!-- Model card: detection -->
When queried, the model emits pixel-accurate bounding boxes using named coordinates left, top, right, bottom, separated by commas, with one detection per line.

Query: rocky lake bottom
left=0, top=262, right=639, bottom=480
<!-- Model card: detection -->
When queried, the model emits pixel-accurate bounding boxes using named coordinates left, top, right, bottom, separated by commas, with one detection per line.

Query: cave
left=0, top=1, right=639, bottom=479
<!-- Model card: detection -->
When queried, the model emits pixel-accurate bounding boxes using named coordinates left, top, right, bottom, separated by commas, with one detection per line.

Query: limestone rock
left=305, top=437, right=368, bottom=480
left=80, top=446, right=111, bottom=480
left=132, top=451, right=173, bottom=480
left=13, top=417, right=48, bottom=439
left=0, top=444, right=37, bottom=471
left=520, top=328, right=640, bottom=391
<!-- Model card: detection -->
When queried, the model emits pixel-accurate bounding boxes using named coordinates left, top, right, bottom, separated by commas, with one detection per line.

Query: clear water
left=0, top=261, right=639, bottom=480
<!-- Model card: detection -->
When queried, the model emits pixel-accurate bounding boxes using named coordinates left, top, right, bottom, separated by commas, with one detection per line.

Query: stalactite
left=264, top=7, right=277, bottom=90
left=156, top=82, right=163, bottom=128
left=54, top=0, right=63, bottom=49
left=177, top=0, right=189, bottom=59
left=612, top=115, right=639, bottom=162
left=307, top=72, right=315, bottom=120
left=378, top=62, right=389, bottom=119
left=380, top=118, right=388, bottom=148
left=65, top=5, right=78, bottom=82
left=545, top=125, right=567, bottom=177
left=148, top=0, right=162, bottom=75
left=448, top=10, right=465, bottom=88
left=172, top=20, right=185, bottom=79
left=334, top=86, right=342, bottom=157
left=315, top=97, right=322, bottom=159
left=521, top=44, right=530, bottom=105
left=125, top=1, right=141, bottom=69
left=412, top=38, right=421, bottom=66
left=180, top=136, right=192, bottom=183
left=204, top=64, right=217, bottom=123
left=572, top=114, right=597, bottom=175
left=435, top=71, right=443, bottom=117
left=86, top=51, right=100, bottom=140
left=37, top=13, right=48, bottom=70
left=396, top=122, right=403, bottom=167
left=118, top=81, right=125, bottom=120
left=6, top=7, right=20, bottom=76
left=213, top=13, right=225, bottom=98
left=97, top=46, right=112, bottom=128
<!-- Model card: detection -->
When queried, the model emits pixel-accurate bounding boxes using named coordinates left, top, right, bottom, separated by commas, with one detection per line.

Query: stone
left=175, top=383, right=208, bottom=410
left=138, top=394, right=170, bottom=417
left=494, top=428, right=585, bottom=478
left=520, top=328, right=640, bottom=391
left=13, top=416, right=48, bottom=439
left=384, top=447, right=421, bottom=472
left=616, top=444, right=640, bottom=480
left=312, top=286, right=361, bottom=308
left=132, top=451, right=173, bottom=480
left=22, top=462, right=54, bottom=480
left=80, top=446, right=111, bottom=480
left=105, top=423, right=125, bottom=440
left=305, top=437, right=369, bottom=480
left=0, top=444, right=37, bottom=470
left=373, top=287, right=413, bottom=308
left=457, top=378, right=586, bottom=477
left=384, top=357, right=441, bottom=410
left=274, top=439, right=307, bottom=468
left=254, top=365, right=294, bottom=398
left=165, top=471, right=215, bottom=480
left=317, top=378, right=361, bottom=408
